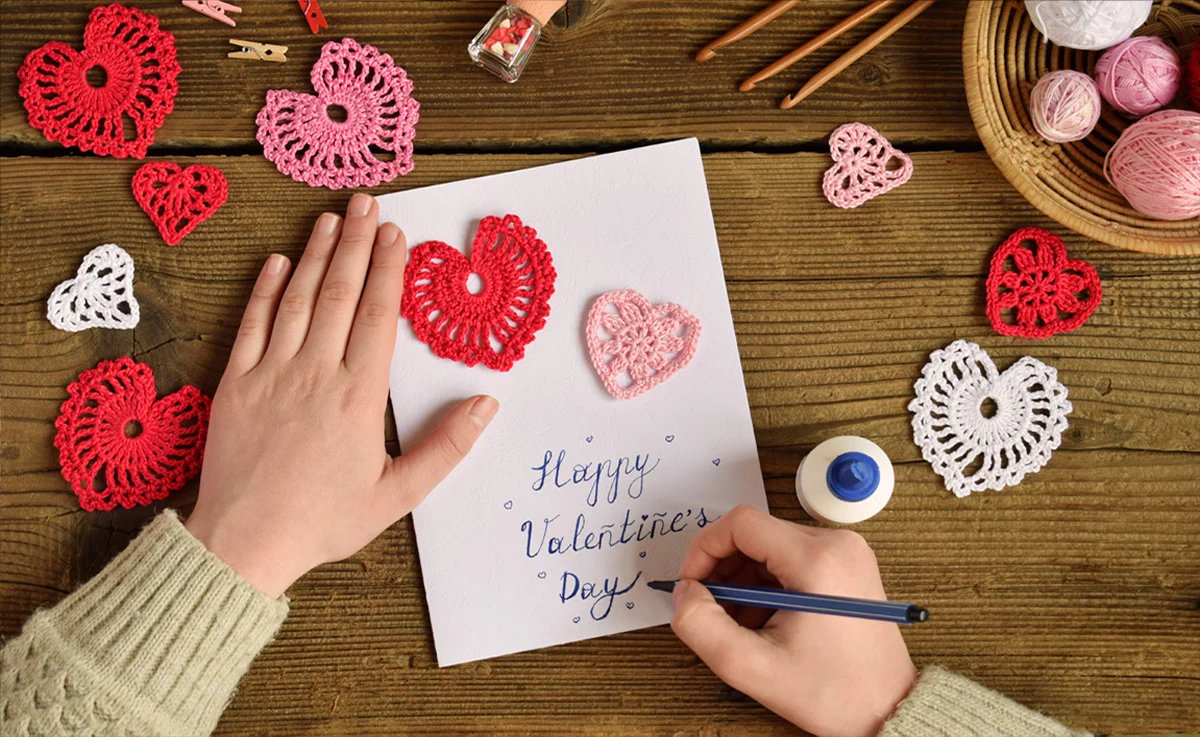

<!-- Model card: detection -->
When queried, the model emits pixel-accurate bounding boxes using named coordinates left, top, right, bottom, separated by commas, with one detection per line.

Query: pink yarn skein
left=1094, top=36, right=1182, bottom=116
left=1104, top=109, right=1200, bottom=221
left=1029, top=70, right=1102, bottom=143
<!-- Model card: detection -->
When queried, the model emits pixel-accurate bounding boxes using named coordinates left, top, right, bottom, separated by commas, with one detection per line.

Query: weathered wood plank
left=0, top=1, right=976, bottom=150
left=3, top=153, right=1198, bottom=735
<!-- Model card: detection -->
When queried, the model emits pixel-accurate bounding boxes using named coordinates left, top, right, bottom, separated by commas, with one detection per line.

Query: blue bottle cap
left=826, top=452, right=880, bottom=502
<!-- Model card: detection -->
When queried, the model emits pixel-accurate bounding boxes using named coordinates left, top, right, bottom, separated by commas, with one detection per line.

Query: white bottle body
left=795, top=436, right=894, bottom=525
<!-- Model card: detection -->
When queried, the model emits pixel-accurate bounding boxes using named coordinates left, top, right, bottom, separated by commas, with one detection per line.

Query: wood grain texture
left=2, top=153, right=1198, bottom=735
left=0, top=1, right=975, bottom=151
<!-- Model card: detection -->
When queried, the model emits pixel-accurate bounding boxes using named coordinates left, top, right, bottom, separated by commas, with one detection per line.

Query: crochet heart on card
left=908, top=340, right=1072, bottom=498
left=822, top=122, right=913, bottom=209
left=17, top=4, right=180, bottom=159
left=985, top=227, right=1102, bottom=339
left=47, top=243, right=140, bottom=332
left=586, top=290, right=701, bottom=400
left=133, top=163, right=228, bottom=246
left=55, top=357, right=211, bottom=512
left=402, top=214, right=556, bottom=371
left=256, top=38, right=420, bottom=189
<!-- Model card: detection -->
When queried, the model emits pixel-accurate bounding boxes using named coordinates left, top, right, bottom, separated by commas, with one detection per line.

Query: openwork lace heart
left=17, top=4, right=180, bottom=159
left=132, top=163, right=228, bottom=246
left=401, top=214, right=556, bottom=371
left=986, top=227, right=1102, bottom=339
left=55, top=357, right=210, bottom=511
left=48, top=243, right=140, bottom=332
left=256, top=37, right=420, bottom=189
left=586, top=290, right=701, bottom=400
left=908, top=340, right=1071, bottom=498
left=822, top=122, right=913, bottom=209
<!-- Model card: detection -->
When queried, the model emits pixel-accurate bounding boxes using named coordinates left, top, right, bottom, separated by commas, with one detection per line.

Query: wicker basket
left=963, top=0, right=1200, bottom=255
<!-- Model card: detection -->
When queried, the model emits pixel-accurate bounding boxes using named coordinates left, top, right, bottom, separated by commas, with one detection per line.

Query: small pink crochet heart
left=256, top=38, right=419, bottom=189
left=586, top=290, right=701, bottom=400
left=822, top=122, right=913, bottom=209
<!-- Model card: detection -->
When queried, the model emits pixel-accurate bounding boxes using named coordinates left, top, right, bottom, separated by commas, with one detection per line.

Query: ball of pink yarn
left=1095, top=36, right=1182, bottom=116
left=1029, top=70, right=1102, bottom=143
left=1105, top=109, right=1200, bottom=220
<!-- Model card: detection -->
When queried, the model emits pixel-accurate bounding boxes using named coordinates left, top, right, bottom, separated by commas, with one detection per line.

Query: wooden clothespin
left=228, top=39, right=288, bottom=63
left=298, top=0, right=328, bottom=34
left=182, top=0, right=241, bottom=27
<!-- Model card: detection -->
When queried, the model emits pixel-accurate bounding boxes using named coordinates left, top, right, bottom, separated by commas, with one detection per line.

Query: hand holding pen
left=664, top=506, right=918, bottom=737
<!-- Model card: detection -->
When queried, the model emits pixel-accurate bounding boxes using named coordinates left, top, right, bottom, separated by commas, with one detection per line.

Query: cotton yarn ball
left=1095, top=37, right=1182, bottom=116
left=1029, top=70, right=1102, bottom=143
left=1190, top=43, right=1200, bottom=110
left=1105, top=109, right=1200, bottom=220
left=1025, top=0, right=1152, bottom=50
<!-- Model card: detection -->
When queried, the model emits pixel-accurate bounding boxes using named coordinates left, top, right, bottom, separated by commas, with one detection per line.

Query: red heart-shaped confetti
left=985, top=227, right=1102, bottom=339
left=17, top=4, right=180, bottom=159
left=133, top=163, right=228, bottom=246
left=55, top=357, right=210, bottom=512
left=401, top=214, right=556, bottom=371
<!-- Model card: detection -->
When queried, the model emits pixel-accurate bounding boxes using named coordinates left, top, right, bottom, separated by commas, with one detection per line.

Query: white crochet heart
left=908, top=340, right=1071, bottom=498
left=48, top=244, right=140, bottom=332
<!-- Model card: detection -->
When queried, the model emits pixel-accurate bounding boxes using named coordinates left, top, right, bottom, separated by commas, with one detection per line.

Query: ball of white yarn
left=1025, top=0, right=1152, bottom=50
left=1029, top=70, right=1102, bottom=143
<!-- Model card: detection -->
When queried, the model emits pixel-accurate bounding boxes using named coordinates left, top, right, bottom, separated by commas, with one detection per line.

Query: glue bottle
left=795, top=436, right=894, bottom=525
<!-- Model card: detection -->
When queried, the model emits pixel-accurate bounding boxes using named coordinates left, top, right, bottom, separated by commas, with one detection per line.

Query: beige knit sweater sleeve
left=2, top=511, right=1088, bottom=737
left=1, top=510, right=288, bottom=737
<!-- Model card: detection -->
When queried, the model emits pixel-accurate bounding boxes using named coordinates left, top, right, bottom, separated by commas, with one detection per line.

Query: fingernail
left=672, top=580, right=689, bottom=607
left=468, top=395, right=499, bottom=428
left=265, top=253, right=286, bottom=274
left=318, top=212, right=341, bottom=235
left=377, top=222, right=401, bottom=248
left=348, top=193, right=374, bottom=218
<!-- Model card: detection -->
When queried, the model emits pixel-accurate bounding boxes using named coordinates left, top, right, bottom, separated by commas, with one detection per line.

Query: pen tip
left=695, top=48, right=716, bottom=62
left=647, top=580, right=676, bottom=593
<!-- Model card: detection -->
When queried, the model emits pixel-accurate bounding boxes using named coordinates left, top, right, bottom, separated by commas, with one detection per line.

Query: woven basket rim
left=962, top=0, right=1200, bottom=256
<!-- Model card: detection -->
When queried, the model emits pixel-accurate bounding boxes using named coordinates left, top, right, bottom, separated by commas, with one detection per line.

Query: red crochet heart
left=17, top=4, right=180, bottom=159
left=985, top=227, right=1102, bottom=339
left=401, top=214, right=556, bottom=371
left=133, top=163, right=229, bottom=246
left=55, top=357, right=211, bottom=512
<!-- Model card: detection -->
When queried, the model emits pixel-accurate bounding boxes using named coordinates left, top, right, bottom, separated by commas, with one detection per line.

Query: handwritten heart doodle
left=638, top=551, right=647, bottom=558
left=55, top=357, right=210, bottom=511
left=712, top=458, right=721, bottom=467
left=625, top=602, right=635, bottom=610
left=572, top=617, right=581, bottom=624
left=47, top=243, right=139, bottom=332
left=403, top=214, right=556, bottom=371
left=822, top=122, right=913, bottom=209
left=503, top=500, right=513, bottom=510
left=665, top=435, right=675, bottom=443
left=256, top=38, right=419, bottom=189
left=132, top=163, right=228, bottom=246
left=17, top=4, right=180, bottom=158
left=537, top=571, right=546, bottom=579
left=909, top=340, right=1072, bottom=498
left=985, top=227, right=1102, bottom=339
left=586, top=435, right=594, bottom=443
left=586, top=290, right=701, bottom=400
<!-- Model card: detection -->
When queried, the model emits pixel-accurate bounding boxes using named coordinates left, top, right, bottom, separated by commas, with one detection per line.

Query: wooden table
left=2, top=2, right=1198, bottom=735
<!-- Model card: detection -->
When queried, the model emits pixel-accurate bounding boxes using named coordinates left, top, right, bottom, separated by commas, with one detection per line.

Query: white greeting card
left=382, top=139, right=767, bottom=666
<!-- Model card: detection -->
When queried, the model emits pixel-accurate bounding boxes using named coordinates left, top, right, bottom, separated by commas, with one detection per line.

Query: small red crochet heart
left=401, top=214, right=556, bottom=371
left=133, top=163, right=229, bottom=246
left=17, top=4, right=180, bottom=159
left=55, top=357, right=211, bottom=512
left=985, top=227, right=1102, bottom=339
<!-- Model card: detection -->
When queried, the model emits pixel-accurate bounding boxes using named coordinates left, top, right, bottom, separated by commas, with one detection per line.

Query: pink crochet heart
left=586, top=290, right=701, bottom=400
left=822, top=122, right=913, bottom=209
left=255, top=38, right=419, bottom=189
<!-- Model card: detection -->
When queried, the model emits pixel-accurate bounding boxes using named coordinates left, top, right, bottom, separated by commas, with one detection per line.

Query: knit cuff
left=28, top=510, right=288, bottom=736
left=878, top=666, right=1092, bottom=737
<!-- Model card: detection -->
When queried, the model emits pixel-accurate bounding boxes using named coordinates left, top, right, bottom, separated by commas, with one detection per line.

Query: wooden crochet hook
left=696, top=0, right=798, bottom=62
left=780, top=0, right=936, bottom=109
left=740, top=0, right=896, bottom=91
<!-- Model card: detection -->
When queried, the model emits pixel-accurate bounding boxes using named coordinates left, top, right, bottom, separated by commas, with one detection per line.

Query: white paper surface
left=382, top=139, right=767, bottom=666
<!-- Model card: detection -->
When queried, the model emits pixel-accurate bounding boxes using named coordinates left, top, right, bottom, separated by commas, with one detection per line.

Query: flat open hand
left=186, top=194, right=498, bottom=598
